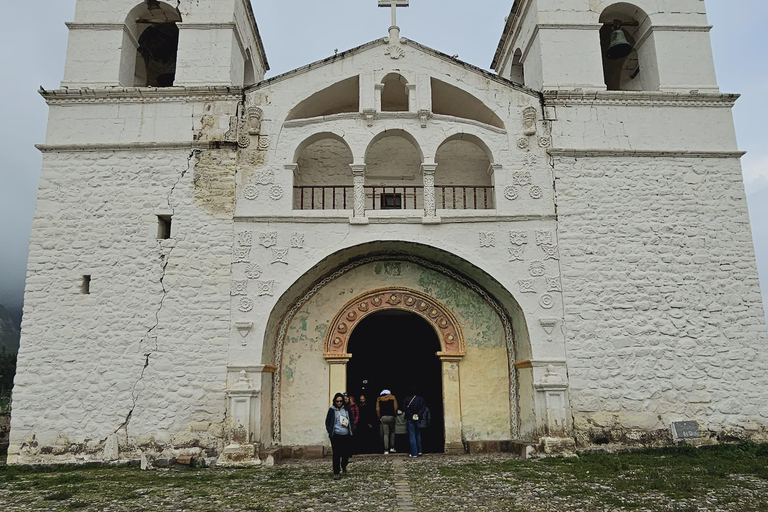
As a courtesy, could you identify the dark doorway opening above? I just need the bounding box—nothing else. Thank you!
[347,310,445,453]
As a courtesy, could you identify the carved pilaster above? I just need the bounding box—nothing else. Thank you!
[350,164,367,218]
[422,163,437,218]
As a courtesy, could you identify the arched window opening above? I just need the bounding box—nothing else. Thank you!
[293,135,354,210]
[380,73,409,112]
[431,78,505,130]
[287,76,360,121]
[435,137,494,210]
[365,133,423,210]
[599,3,659,91]
[244,49,256,87]
[123,2,182,87]
[510,49,525,85]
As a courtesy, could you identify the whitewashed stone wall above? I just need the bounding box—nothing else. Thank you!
[10,148,237,463]
[555,155,768,441]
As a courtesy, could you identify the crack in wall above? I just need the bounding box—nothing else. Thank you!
[115,150,197,439]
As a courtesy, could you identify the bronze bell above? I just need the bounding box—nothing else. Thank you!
[606,25,633,60]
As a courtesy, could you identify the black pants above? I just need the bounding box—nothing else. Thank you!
[330,434,352,474]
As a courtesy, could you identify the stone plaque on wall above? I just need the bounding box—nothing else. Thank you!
[671,421,701,441]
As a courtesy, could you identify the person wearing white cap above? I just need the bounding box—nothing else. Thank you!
[376,389,398,454]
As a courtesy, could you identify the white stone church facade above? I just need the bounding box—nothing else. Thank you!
[9,0,768,464]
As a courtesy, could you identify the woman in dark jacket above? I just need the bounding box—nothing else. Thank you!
[325,392,354,479]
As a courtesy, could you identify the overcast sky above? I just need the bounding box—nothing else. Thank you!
[0,1,766,319]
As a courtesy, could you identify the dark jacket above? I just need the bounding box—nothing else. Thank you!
[325,406,355,438]
[377,394,398,418]
[404,395,427,421]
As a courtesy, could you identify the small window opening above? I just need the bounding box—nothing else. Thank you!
[157,215,172,239]
[136,23,179,87]
[381,73,409,112]
[81,275,91,295]
[381,193,403,210]
[510,49,525,84]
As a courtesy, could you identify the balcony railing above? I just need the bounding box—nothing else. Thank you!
[293,185,494,211]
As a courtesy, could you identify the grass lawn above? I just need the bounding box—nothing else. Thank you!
[0,442,766,511]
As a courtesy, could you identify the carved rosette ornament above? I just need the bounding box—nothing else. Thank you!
[324,288,466,359]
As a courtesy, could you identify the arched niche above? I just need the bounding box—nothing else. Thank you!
[435,134,494,209]
[431,78,505,129]
[260,241,536,450]
[599,3,660,91]
[380,73,410,112]
[120,2,182,87]
[510,49,525,85]
[364,130,423,209]
[286,76,360,121]
[292,133,354,210]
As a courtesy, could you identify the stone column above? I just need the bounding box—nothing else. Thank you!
[422,163,438,219]
[327,355,352,405]
[350,164,367,220]
[534,365,570,435]
[440,355,464,454]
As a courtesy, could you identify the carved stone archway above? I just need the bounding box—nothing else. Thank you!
[323,287,467,453]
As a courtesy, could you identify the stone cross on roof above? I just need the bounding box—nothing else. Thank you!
[379,0,409,29]
[379,0,409,53]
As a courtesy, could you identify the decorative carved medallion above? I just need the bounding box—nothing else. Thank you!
[508,247,525,262]
[541,244,560,261]
[269,185,284,201]
[271,248,289,265]
[529,260,546,277]
[290,232,305,249]
[245,263,263,280]
[504,186,519,201]
[513,171,532,187]
[539,318,559,342]
[256,280,275,297]
[324,288,465,358]
[237,231,253,247]
[546,276,562,292]
[509,230,528,246]
[247,107,263,136]
[517,138,529,150]
[231,280,248,296]
[385,45,406,59]
[238,297,254,312]
[519,279,536,293]
[522,107,537,137]
[258,136,270,151]
[255,170,275,185]
[243,185,259,200]
[538,136,551,148]
[233,247,250,263]
[479,232,496,248]
[535,230,553,247]
[539,294,555,309]
[259,231,278,248]
[529,185,544,200]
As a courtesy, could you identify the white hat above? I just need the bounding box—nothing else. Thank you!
[380,389,391,396]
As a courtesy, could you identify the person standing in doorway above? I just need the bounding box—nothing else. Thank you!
[325,392,354,479]
[404,392,427,458]
[356,394,377,453]
[376,389,398,454]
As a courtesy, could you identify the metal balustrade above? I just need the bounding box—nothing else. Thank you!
[293,185,494,210]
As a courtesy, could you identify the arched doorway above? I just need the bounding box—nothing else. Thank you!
[346,310,445,453]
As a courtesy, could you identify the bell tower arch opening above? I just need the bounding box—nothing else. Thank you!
[346,310,445,453]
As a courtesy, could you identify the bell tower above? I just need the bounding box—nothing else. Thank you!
[61,0,268,89]
[492,0,719,93]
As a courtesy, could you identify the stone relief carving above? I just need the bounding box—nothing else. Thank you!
[258,136,270,151]
[238,297,254,313]
[529,260,546,277]
[269,185,284,201]
[541,244,560,261]
[233,247,251,263]
[522,107,537,137]
[503,186,519,201]
[231,280,248,296]
[223,115,239,144]
[353,174,366,217]
[362,108,377,127]
[237,231,253,247]
[235,322,253,344]
[243,185,259,201]
[538,136,551,148]
[508,247,525,262]
[255,170,275,185]
[247,107,263,136]
[385,45,406,59]
[529,185,544,200]
[290,233,305,249]
[519,279,536,293]
[509,230,528,246]
[516,138,530,151]
[257,280,275,297]
[546,276,562,292]
[535,230,554,247]
[259,231,278,248]
[245,263,263,280]
[479,232,496,248]
[513,172,532,187]
[523,153,538,166]
[539,294,555,309]
[271,248,289,265]
[423,172,436,216]
[418,109,431,128]
[539,319,559,343]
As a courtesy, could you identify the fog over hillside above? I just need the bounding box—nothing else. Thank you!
[0,305,20,355]
[747,187,768,323]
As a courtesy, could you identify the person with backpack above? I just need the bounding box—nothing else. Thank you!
[376,389,398,454]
